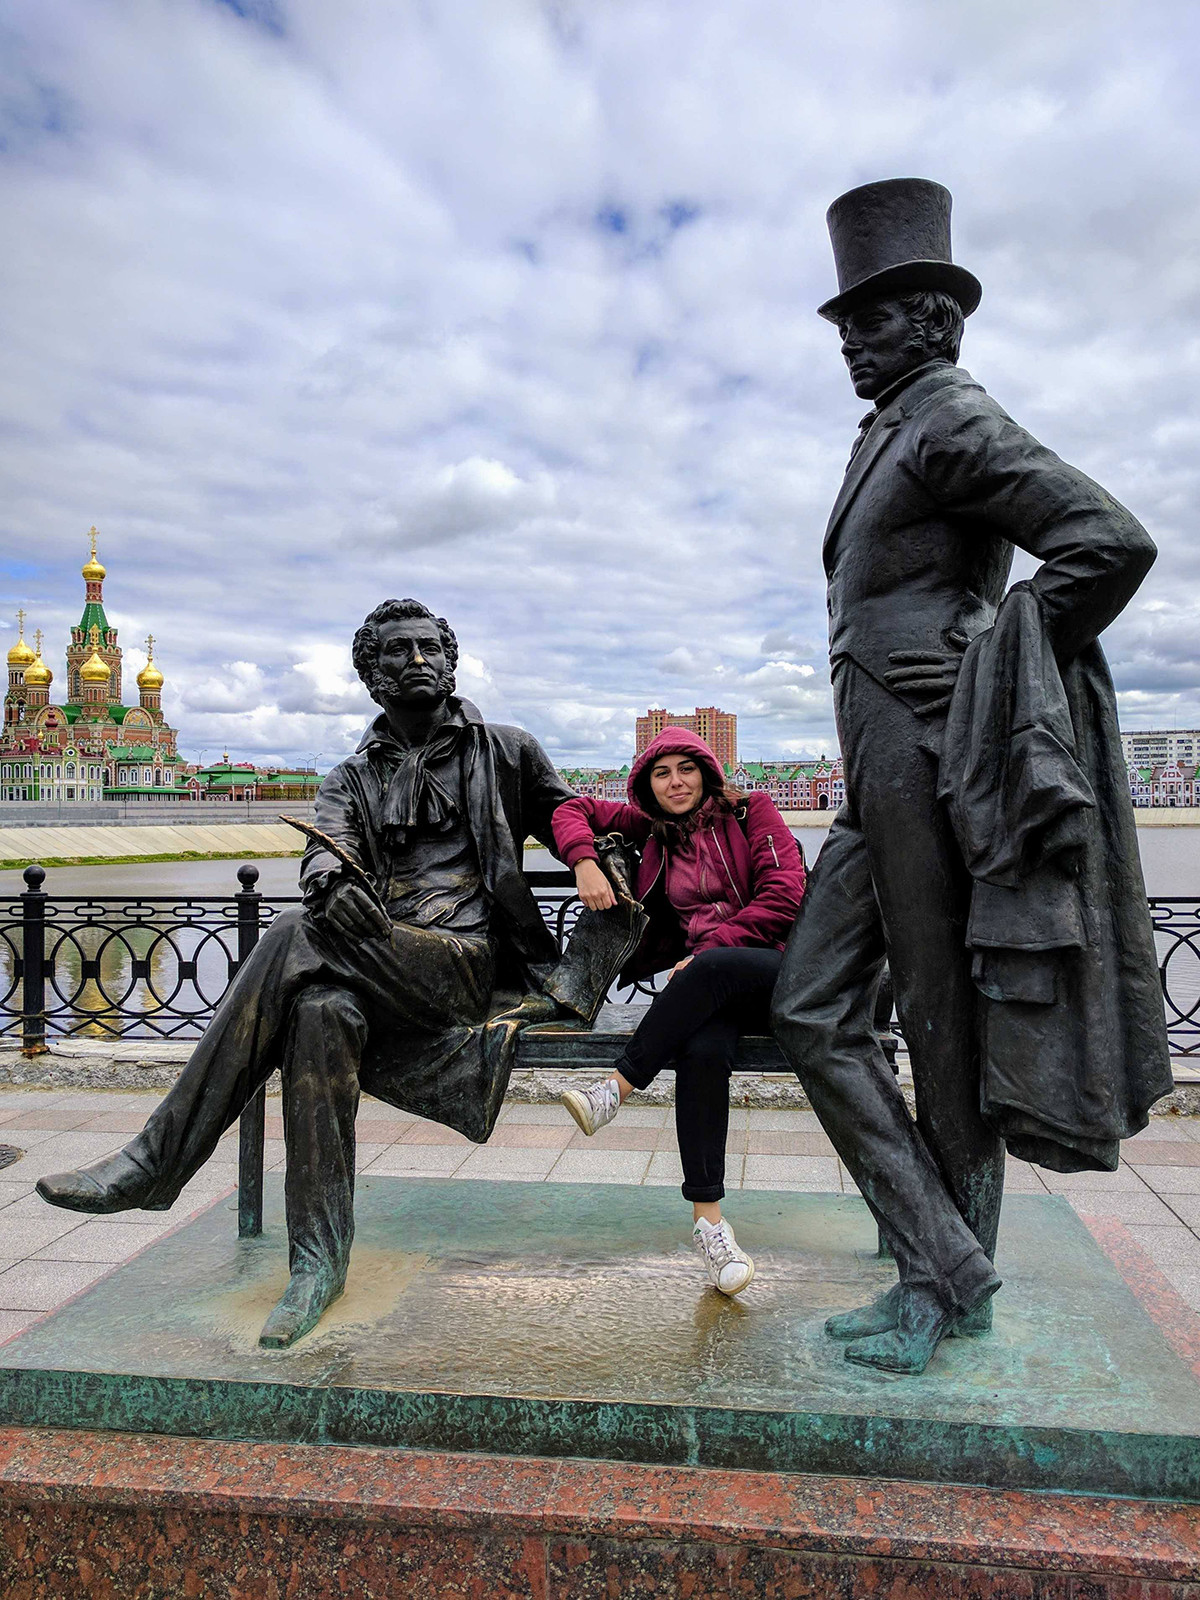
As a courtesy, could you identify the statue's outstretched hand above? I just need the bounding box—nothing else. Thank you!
[883,630,969,717]
[322,879,391,941]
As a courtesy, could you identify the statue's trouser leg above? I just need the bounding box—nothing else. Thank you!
[771,668,1004,1310]
[840,664,1005,1264]
[280,984,368,1284]
[125,908,491,1206]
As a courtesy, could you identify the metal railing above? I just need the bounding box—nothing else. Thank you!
[3,864,1198,1056]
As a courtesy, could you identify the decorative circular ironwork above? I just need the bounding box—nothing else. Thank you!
[2,878,1195,1053]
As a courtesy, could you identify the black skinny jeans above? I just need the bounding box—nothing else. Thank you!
[616,947,783,1203]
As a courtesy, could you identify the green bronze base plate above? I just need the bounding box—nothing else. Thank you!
[1,1179,1198,1501]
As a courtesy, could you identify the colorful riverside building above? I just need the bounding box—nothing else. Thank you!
[178,756,320,802]
[730,758,845,812]
[553,756,845,812]
[1127,760,1200,808]
[1,530,182,802]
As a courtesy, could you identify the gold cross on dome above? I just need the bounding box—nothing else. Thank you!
[145,633,155,661]
[89,527,99,559]
[15,608,25,638]
[89,624,100,647]
[34,629,43,654]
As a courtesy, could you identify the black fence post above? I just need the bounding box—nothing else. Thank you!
[20,864,48,1058]
[235,864,266,1238]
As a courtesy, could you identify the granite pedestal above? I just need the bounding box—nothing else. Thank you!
[0,1178,1197,1595]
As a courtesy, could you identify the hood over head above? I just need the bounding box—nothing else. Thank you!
[628,728,726,816]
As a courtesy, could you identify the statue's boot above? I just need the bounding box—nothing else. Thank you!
[843,1267,1002,1377]
[951,1298,993,1337]
[259,1269,345,1349]
[36,1148,167,1215]
[826,1281,995,1341]
[825,1283,901,1340]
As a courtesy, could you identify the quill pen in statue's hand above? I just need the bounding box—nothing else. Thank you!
[278,816,388,915]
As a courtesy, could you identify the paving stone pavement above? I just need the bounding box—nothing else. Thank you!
[0,1087,1196,1338]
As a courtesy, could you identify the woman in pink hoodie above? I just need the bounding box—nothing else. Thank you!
[552,728,806,1295]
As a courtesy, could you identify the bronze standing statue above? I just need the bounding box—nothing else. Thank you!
[37,599,582,1348]
[771,178,1172,1375]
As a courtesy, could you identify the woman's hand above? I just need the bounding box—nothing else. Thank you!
[575,859,617,911]
[668,955,694,980]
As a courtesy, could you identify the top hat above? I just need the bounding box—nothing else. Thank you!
[817,177,981,322]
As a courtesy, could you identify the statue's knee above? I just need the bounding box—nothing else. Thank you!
[293,984,366,1038]
[770,989,827,1071]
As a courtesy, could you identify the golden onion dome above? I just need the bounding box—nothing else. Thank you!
[137,634,163,691]
[82,527,106,583]
[7,635,34,668]
[24,653,52,687]
[80,649,111,684]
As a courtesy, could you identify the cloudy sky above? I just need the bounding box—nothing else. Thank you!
[2,0,1199,770]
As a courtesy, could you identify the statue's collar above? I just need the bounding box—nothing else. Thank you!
[868,357,954,416]
[356,696,483,756]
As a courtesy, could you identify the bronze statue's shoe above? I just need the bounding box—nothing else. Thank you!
[950,1298,994,1338]
[258,1270,344,1349]
[824,1283,901,1340]
[36,1149,163,1214]
[844,1271,1001,1376]
[827,1283,996,1342]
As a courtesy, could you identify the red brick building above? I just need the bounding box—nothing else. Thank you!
[635,706,737,768]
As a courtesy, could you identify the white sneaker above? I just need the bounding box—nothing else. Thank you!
[561,1077,621,1137]
[693,1217,755,1296]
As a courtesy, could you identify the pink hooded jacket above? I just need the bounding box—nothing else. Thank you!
[552,728,807,980]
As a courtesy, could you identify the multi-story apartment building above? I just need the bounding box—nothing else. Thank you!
[1121,729,1200,767]
[635,706,737,768]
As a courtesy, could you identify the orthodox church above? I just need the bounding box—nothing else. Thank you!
[1,530,182,802]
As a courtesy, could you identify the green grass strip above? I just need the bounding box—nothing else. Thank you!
[0,851,304,869]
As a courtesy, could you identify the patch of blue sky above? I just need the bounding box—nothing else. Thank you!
[211,0,285,37]
[0,78,74,151]
[0,560,49,584]
[661,201,701,231]
[595,205,628,235]
[634,342,666,377]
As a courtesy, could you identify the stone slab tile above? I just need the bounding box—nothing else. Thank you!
[545,1150,653,1185]
[1135,1166,1200,1195]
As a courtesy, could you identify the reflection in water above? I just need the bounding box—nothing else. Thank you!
[2,873,266,1041]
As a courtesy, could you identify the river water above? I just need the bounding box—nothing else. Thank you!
[2,823,1197,900]
[2,826,1197,1043]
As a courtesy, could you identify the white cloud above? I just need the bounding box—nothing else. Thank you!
[3,0,1200,773]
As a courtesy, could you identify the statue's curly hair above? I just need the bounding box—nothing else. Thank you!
[352,599,458,705]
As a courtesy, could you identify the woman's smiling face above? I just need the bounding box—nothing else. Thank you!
[649,753,705,815]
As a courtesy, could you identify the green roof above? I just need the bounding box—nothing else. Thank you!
[62,702,130,723]
[77,602,110,638]
[104,785,184,795]
[111,745,158,760]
